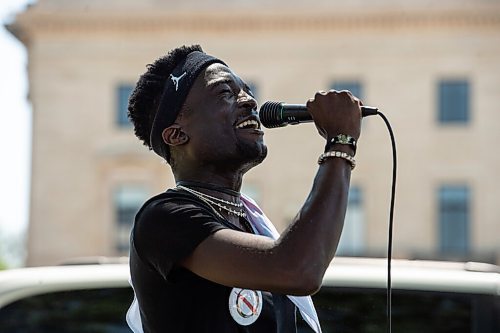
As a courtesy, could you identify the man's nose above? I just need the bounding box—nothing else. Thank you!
[237,90,257,110]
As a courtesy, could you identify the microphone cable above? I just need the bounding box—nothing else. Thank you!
[259,102,398,332]
[374,111,397,333]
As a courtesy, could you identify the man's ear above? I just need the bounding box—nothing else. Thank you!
[162,125,189,147]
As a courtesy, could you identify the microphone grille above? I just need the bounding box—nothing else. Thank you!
[259,101,284,128]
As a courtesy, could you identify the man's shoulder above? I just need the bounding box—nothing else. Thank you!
[145,188,192,204]
[138,188,217,219]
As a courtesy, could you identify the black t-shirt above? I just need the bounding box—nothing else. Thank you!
[130,189,298,332]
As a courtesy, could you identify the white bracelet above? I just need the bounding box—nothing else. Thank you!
[318,150,356,170]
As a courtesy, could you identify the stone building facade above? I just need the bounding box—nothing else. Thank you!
[8,0,500,266]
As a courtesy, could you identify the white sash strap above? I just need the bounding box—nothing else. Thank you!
[241,194,322,333]
[126,291,143,333]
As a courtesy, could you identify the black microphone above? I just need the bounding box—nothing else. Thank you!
[259,101,379,128]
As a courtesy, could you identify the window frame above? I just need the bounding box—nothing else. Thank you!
[437,184,471,256]
[437,79,470,124]
[116,84,134,128]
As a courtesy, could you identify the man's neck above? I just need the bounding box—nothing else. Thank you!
[174,168,244,192]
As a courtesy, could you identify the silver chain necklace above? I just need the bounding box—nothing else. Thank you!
[177,185,247,218]
[176,185,243,208]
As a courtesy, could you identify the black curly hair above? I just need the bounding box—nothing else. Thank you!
[127,44,203,164]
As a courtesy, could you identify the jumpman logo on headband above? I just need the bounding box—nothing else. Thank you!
[170,72,187,91]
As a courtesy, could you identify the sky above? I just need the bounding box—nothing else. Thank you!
[0,0,33,266]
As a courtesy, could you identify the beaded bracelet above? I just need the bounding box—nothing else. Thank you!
[325,134,357,154]
[318,150,356,170]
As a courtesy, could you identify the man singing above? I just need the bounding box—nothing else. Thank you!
[126,45,362,333]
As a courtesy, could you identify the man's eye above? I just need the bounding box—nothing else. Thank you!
[220,89,234,97]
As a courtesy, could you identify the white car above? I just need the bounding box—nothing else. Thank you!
[0,257,498,332]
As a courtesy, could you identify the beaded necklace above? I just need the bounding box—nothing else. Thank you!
[176,180,241,197]
[176,185,247,218]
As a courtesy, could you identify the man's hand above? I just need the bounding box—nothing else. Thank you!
[306,90,362,141]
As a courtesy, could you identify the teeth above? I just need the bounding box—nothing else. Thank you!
[236,120,260,129]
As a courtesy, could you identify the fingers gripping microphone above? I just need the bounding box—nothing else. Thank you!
[259,101,379,128]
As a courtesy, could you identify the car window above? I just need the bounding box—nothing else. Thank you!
[1,284,498,332]
[0,287,134,333]
[297,286,500,333]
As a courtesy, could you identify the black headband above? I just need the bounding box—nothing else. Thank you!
[150,50,226,160]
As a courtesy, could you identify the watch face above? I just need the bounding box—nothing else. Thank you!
[228,288,263,326]
[337,134,350,144]
[338,134,349,142]
[334,134,356,147]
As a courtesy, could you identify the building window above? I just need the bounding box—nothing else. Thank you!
[116,84,134,127]
[337,186,365,256]
[438,185,470,256]
[438,80,469,124]
[331,80,363,99]
[114,185,148,253]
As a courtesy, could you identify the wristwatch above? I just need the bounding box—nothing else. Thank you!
[325,134,357,154]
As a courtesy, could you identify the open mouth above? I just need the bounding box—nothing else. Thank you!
[235,119,261,130]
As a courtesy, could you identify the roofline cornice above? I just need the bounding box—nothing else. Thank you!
[8,9,500,44]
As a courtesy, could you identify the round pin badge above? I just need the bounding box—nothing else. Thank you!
[228,288,263,326]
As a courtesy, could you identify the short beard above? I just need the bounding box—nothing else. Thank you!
[235,139,268,171]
